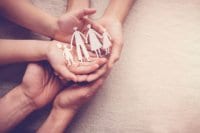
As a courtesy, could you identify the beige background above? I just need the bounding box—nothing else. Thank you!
[1,0,200,132]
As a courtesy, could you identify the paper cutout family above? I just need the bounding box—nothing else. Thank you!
[57,24,112,65]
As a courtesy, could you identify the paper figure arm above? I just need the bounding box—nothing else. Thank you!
[80,32,87,42]
[94,30,102,39]
[107,32,112,40]
[70,33,75,50]
[85,32,89,44]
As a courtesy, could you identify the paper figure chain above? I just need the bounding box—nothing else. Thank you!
[57,25,112,65]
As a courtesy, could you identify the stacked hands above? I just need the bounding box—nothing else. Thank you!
[19,9,115,132]
[0,0,133,130]
[24,8,111,113]
[47,8,110,83]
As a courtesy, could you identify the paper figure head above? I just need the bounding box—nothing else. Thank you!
[87,24,91,29]
[73,27,78,31]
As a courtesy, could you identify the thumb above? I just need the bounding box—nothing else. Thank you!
[58,66,77,82]
[75,8,96,19]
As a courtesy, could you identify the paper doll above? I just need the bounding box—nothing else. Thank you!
[70,27,90,62]
[102,29,112,55]
[63,45,74,65]
[56,43,74,65]
[86,24,102,58]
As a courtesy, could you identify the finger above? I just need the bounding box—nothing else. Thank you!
[81,77,105,97]
[75,8,96,19]
[89,51,96,57]
[54,71,59,76]
[57,66,77,82]
[108,41,123,69]
[76,75,88,82]
[82,57,107,66]
[75,78,105,101]
[69,63,99,75]
[83,17,105,34]
[87,64,108,82]
[69,58,107,75]
[90,77,105,92]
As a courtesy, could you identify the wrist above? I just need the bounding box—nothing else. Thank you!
[45,41,56,61]
[19,84,38,111]
[0,84,36,131]
[66,0,90,12]
[52,18,67,43]
[101,15,122,25]
[38,107,76,133]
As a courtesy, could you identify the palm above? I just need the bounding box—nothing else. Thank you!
[54,79,103,111]
[57,8,96,43]
[96,18,123,67]
[58,14,85,42]
[21,62,61,108]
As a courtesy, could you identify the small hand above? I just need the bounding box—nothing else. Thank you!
[54,8,96,42]
[47,41,107,82]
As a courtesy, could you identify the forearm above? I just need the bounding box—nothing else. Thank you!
[66,0,90,12]
[0,39,49,65]
[37,108,76,133]
[103,0,135,23]
[0,85,36,132]
[0,0,58,38]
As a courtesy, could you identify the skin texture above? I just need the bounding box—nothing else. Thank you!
[0,39,107,82]
[0,0,97,43]
[0,62,104,132]
[0,0,134,132]
[0,62,60,132]
[38,77,104,133]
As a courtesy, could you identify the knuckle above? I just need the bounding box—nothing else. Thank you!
[79,89,92,100]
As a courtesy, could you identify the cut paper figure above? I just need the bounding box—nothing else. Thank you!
[102,29,112,55]
[86,24,102,58]
[70,27,90,62]
[63,45,74,65]
[56,43,74,66]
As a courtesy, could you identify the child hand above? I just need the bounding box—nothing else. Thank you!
[47,41,107,83]
[54,8,96,42]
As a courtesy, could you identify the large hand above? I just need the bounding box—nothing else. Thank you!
[96,17,123,68]
[21,62,61,108]
[54,78,104,111]
[37,77,104,133]
[77,17,123,82]
[54,8,96,42]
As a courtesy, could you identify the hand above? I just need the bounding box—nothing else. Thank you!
[54,8,96,42]
[78,17,123,83]
[37,77,105,133]
[96,17,123,69]
[47,41,107,82]
[21,62,61,109]
[53,78,104,111]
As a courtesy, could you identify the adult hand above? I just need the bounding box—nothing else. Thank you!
[96,17,123,69]
[21,62,62,109]
[53,78,104,111]
[37,78,104,133]
[78,16,123,83]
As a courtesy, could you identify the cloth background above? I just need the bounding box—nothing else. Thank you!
[1,0,200,132]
